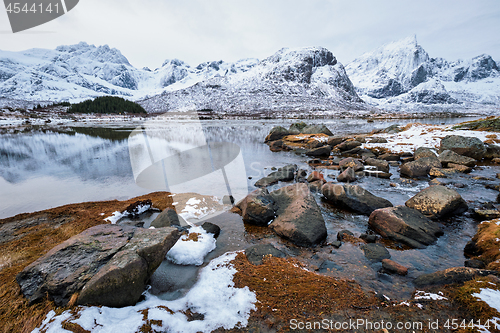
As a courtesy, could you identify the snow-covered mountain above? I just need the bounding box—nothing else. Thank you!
[0,42,258,103]
[138,47,366,115]
[345,36,500,110]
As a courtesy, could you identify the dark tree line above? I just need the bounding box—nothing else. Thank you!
[68,96,146,114]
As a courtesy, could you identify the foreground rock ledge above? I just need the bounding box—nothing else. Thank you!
[16,224,179,307]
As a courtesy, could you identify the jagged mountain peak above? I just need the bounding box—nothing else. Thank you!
[55,42,131,66]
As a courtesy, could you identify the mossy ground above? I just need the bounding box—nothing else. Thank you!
[453,116,500,132]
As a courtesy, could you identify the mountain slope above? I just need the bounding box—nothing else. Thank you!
[346,36,500,110]
[138,47,366,116]
[0,42,258,103]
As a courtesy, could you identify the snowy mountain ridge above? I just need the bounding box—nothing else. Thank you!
[345,36,500,109]
[0,42,259,103]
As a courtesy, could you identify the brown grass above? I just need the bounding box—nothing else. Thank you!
[0,192,174,333]
[471,219,500,271]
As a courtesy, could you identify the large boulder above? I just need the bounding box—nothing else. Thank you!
[339,157,364,171]
[363,157,389,173]
[301,124,334,136]
[265,126,290,142]
[16,225,179,307]
[151,208,185,228]
[414,147,437,160]
[438,150,476,167]
[269,183,327,246]
[440,135,486,160]
[400,157,441,178]
[305,145,332,157]
[405,185,468,219]
[368,206,443,249]
[336,140,362,151]
[235,188,275,226]
[322,183,393,215]
[254,164,297,187]
[414,267,499,286]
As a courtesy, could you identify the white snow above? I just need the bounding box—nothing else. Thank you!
[166,226,217,266]
[363,123,493,154]
[414,290,447,301]
[178,197,218,221]
[473,288,500,312]
[104,211,123,224]
[32,252,257,333]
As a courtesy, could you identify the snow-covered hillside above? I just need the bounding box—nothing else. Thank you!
[0,42,258,103]
[138,47,367,115]
[346,36,500,111]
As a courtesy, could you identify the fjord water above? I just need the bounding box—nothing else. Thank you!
[1,116,493,299]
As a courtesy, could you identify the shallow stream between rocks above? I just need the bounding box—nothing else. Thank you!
[1,116,499,302]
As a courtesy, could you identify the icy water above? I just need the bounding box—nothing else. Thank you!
[1,116,498,300]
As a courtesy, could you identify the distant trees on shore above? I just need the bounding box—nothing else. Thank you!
[68,96,146,114]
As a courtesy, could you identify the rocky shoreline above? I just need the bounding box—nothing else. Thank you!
[2,117,500,332]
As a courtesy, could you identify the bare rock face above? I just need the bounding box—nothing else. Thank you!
[322,183,393,215]
[16,224,179,307]
[235,188,275,226]
[405,185,468,219]
[269,183,327,246]
[368,206,443,249]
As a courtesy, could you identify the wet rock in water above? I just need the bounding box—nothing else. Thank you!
[235,188,275,226]
[329,241,342,248]
[254,164,297,187]
[265,126,290,142]
[327,136,344,147]
[382,259,409,276]
[379,153,401,161]
[438,150,477,167]
[201,222,221,239]
[269,183,327,246]
[337,229,354,241]
[414,147,437,160]
[448,163,472,173]
[341,147,362,156]
[400,156,441,178]
[307,171,325,182]
[125,199,153,217]
[358,149,377,159]
[245,244,286,265]
[382,124,403,134]
[361,243,390,261]
[339,157,364,171]
[413,267,499,286]
[368,137,388,144]
[474,209,500,220]
[268,139,285,152]
[405,185,468,219]
[464,259,486,269]
[440,135,487,160]
[360,234,378,243]
[363,170,392,179]
[368,206,443,249]
[337,167,357,182]
[318,260,344,272]
[308,180,325,192]
[151,208,182,228]
[363,157,389,173]
[295,168,308,182]
[305,145,332,157]
[336,140,362,151]
[428,167,457,178]
[322,183,393,215]
[355,136,366,143]
[485,144,500,159]
[16,225,179,307]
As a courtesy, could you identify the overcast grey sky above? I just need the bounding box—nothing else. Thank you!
[1,0,499,69]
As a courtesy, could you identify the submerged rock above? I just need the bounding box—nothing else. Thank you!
[368,206,443,249]
[361,243,390,261]
[16,225,179,307]
[405,185,468,219]
[235,188,275,226]
[269,183,327,246]
[382,259,409,276]
[322,183,393,215]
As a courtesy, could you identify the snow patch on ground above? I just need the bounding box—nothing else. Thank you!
[104,211,123,224]
[363,123,493,153]
[414,290,447,300]
[178,196,218,221]
[166,226,216,266]
[473,288,500,312]
[32,252,257,333]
